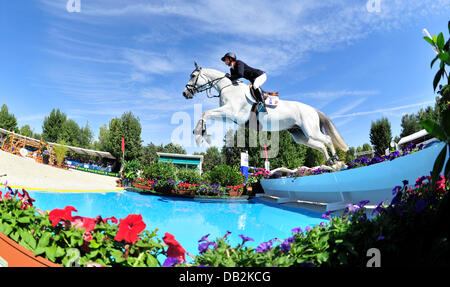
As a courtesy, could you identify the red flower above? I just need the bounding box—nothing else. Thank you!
[71,216,97,232]
[83,231,93,242]
[103,216,118,225]
[114,214,146,244]
[48,206,78,227]
[163,232,186,263]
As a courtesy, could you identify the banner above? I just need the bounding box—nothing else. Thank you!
[240,152,249,181]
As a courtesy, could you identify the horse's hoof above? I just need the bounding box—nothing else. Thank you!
[205,134,212,144]
[195,135,203,146]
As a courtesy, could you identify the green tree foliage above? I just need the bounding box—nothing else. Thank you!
[59,119,81,146]
[0,104,18,132]
[345,147,356,164]
[400,113,421,138]
[107,111,142,163]
[93,124,110,151]
[140,143,164,166]
[203,146,222,172]
[42,109,67,142]
[79,121,93,148]
[304,147,325,167]
[221,126,309,169]
[370,117,392,156]
[162,143,186,154]
[19,125,33,138]
[54,140,69,166]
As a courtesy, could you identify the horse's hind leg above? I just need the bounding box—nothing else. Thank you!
[297,118,337,160]
[289,127,331,164]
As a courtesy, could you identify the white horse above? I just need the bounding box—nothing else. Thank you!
[182,62,349,166]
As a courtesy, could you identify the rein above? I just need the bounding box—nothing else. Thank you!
[185,69,231,98]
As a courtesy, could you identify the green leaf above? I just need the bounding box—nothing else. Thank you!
[431,55,439,68]
[89,239,101,249]
[438,52,450,63]
[434,69,444,91]
[145,254,158,267]
[424,36,435,47]
[445,147,450,179]
[432,145,447,184]
[437,33,445,50]
[17,217,31,224]
[33,247,46,257]
[420,119,447,140]
[45,245,57,262]
[20,230,37,250]
[0,223,13,236]
[38,233,52,248]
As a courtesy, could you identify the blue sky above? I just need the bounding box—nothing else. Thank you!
[1,0,449,155]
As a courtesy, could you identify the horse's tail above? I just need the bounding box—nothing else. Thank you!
[316,109,349,152]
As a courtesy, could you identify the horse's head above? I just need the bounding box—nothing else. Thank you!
[183,61,209,99]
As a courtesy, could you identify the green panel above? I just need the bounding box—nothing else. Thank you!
[158,157,200,165]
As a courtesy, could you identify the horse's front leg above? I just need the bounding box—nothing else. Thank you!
[193,106,237,146]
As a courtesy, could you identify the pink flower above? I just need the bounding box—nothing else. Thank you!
[71,216,97,233]
[83,231,93,242]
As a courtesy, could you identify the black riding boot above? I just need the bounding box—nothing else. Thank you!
[253,87,266,112]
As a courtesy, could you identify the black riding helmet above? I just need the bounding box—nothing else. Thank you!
[221,52,236,62]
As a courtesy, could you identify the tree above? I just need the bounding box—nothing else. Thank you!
[107,111,142,164]
[42,109,67,142]
[304,147,325,167]
[163,143,186,154]
[79,121,93,148]
[93,124,110,151]
[370,117,392,156]
[400,113,421,138]
[140,142,164,167]
[0,104,18,132]
[59,119,81,146]
[345,147,356,164]
[19,125,33,138]
[203,146,222,172]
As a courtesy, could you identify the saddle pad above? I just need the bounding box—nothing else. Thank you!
[245,91,279,107]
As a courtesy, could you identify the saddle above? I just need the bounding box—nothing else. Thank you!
[243,87,280,131]
[248,86,279,107]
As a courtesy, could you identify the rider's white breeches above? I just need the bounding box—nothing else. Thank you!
[253,73,267,89]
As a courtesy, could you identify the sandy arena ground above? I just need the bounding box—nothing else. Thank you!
[0,150,119,191]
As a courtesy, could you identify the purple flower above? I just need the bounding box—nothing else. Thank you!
[321,210,333,219]
[376,235,385,242]
[281,236,295,253]
[357,200,370,208]
[414,200,426,213]
[392,186,402,195]
[198,234,210,243]
[198,265,211,267]
[223,231,231,239]
[163,257,179,267]
[198,242,217,253]
[345,204,360,214]
[256,240,274,253]
[390,191,402,206]
[372,201,385,216]
[238,234,254,244]
[291,227,303,234]
[305,226,312,232]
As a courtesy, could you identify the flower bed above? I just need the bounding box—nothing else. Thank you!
[169,174,449,267]
[0,186,177,267]
[131,178,246,198]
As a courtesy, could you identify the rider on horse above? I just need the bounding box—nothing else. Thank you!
[221,52,267,112]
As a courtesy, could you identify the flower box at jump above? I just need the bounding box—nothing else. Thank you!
[259,141,449,211]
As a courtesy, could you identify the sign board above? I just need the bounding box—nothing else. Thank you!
[264,160,270,172]
[240,152,249,181]
[121,137,125,152]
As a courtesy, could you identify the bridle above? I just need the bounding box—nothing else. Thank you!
[185,67,230,98]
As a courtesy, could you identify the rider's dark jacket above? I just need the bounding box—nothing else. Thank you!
[228,60,264,83]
